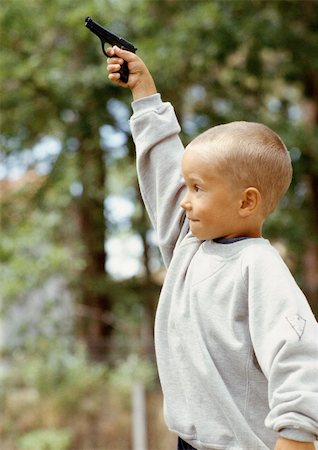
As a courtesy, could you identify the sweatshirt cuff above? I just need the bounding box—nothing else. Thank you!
[131,93,162,115]
[279,428,317,442]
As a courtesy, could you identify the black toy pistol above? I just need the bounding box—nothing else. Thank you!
[85,16,137,83]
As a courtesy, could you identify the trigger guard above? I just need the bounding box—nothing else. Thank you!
[101,41,108,57]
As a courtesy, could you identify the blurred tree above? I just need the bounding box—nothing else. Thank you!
[0,0,138,360]
[1,0,317,366]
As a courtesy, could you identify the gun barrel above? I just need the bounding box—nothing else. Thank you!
[85,17,137,53]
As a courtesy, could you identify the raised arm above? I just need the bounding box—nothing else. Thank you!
[106,47,188,267]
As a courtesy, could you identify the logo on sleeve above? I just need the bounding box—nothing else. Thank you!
[285,314,306,341]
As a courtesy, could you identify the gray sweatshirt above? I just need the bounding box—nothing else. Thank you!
[130,93,318,450]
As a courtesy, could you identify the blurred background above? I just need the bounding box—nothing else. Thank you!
[1,0,317,449]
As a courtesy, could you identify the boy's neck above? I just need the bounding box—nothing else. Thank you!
[236,221,263,239]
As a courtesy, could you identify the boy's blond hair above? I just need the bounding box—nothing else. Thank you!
[189,121,293,217]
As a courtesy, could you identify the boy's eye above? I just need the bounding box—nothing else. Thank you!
[194,185,200,192]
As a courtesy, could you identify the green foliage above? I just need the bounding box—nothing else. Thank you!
[17,428,72,450]
[1,342,157,449]
[108,353,156,394]
[1,0,317,360]
[2,341,154,407]
[1,210,73,305]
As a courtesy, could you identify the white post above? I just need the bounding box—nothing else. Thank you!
[132,380,148,450]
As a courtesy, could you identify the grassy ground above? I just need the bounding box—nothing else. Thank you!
[2,387,176,450]
[0,347,176,450]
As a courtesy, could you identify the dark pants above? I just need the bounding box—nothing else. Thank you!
[177,437,197,450]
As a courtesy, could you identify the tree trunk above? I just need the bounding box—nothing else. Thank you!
[75,131,112,361]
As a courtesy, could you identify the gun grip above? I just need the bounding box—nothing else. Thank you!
[119,60,129,83]
[102,41,130,83]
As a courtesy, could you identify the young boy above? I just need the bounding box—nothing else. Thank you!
[106,46,318,450]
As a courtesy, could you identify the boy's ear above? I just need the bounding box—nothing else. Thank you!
[239,187,261,217]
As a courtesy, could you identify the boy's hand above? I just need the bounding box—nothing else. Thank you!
[106,46,157,101]
[275,437,315,450]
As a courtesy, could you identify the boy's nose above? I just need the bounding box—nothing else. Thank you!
[180,193,191,210]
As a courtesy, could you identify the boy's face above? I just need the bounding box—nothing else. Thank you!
[180,146,243,240]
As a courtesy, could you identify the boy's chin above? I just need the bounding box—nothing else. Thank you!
[190,229,214,241]
[189,222,218,240]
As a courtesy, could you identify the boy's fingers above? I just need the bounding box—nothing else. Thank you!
[111,45,137,62]
[105,47,114,57]
[107,57,124,65]
[108,72,121,81]
[108,72,128,87]
[107,63,121,73]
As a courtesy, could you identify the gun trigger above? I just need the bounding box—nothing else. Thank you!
[101,40,108,57]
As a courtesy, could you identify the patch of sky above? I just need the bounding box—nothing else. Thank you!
[105,194,135,229]
[100,124,127,155]
[104,202,162,279]
[183,114,210,136]
[288,104,303,122]
[69,181,83,197]
[189,85,206,102]
[267,97,281,113]
[33,137,61,159]
[0,149,35,180]
[106,98,130,132]
[212,98,232,116]
[105,233,143,279]
[145,229,162,273]
[99,99,131,160]
[60,109,78,124]
[33,137,61,175]
[290,147,301,162]
[0,136,61,179]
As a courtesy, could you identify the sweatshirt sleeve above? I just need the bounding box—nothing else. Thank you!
[130,94,188,267]
[243,242,318,440]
